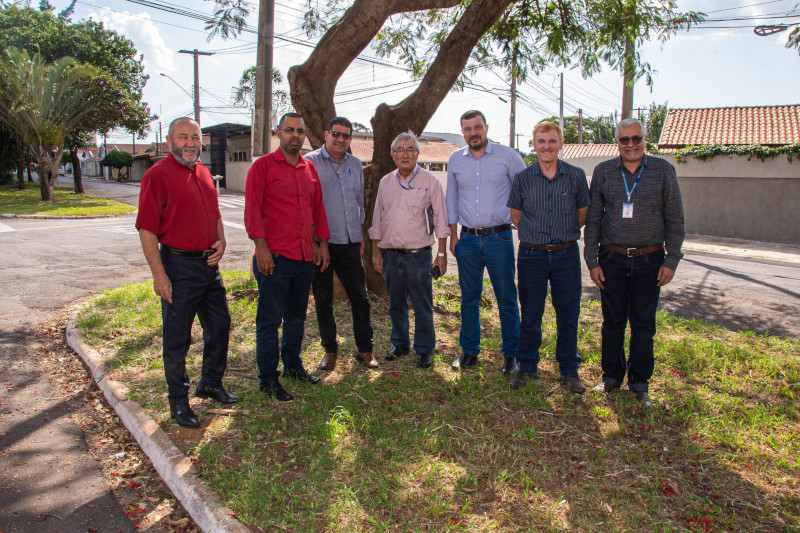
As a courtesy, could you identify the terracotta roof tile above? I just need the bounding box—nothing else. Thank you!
[561,144,619,159]
[658,105,800,147]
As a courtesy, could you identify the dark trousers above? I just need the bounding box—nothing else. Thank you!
[517,244,582,375]
[312,242,373,354]
[598,247,664,392]
[160,251,231,401]
[253,254,313,385]
[381,248,435,354]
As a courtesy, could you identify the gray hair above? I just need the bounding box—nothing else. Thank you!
[391,130,420,152]
[615,118,646,139]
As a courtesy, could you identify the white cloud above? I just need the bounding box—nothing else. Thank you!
[89,7,176,76]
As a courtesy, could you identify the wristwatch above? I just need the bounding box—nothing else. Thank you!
[437,252,447,258]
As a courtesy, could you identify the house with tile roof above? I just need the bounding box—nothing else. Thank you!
[560,105,800,244]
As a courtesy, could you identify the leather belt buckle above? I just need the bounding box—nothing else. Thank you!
[626,247,638,257]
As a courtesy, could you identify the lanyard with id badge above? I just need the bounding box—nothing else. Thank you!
[621,165,644,219]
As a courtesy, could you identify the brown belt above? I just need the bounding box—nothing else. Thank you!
[601,243,664,257]
[521,241,577,252]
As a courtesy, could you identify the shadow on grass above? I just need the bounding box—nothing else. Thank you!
[87,273,800,531]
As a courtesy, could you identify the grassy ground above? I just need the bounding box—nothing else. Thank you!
[77,271,800,532]
[0,182,135,216]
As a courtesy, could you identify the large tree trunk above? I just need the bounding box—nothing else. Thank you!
[70,144,84,194]
[16,137,25,191]
[289,0,513,293]
[33,149,60,202]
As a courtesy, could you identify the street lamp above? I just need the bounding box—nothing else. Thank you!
[160,73,196,111]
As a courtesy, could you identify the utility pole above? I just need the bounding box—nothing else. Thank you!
[578,108,583,144]
[621,37,634,119]
[178,49,214,124]
[509,75,517,149]
[559,73,564,133]
[253,0,275,157]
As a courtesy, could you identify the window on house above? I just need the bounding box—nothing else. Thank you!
[429,163,444,171]
[231,151,248,162]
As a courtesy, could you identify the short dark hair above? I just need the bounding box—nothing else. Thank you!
[328,116,353,134]
[460,110,487,127]
[278,112,303,128]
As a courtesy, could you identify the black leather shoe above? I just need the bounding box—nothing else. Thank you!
[169,401,200,428]
[509,371,538,390]
[451,353,477,370]
[593,382,620,394]
[259,378,293,401]
[195,383,240,404]
[635,390,653,407]
[417,353,433,368]
[501,356,519,376]
[385,346,410,361]
[283,367,321,384]
[558,374,587,394]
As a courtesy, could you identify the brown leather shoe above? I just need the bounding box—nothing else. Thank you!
[356,351,379,368]
[318,353,337,371]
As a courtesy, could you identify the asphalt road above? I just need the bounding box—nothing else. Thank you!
[0,179,254,532]
[1,177,797,531]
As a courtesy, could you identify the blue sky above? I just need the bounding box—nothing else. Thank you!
[46,0,800,147]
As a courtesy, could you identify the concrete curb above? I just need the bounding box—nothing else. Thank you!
[66,308,249,533]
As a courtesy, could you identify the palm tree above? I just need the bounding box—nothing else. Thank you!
[0,47,97,200]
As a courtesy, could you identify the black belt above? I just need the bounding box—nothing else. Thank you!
[386,247,430,255]
[160,244,215,259]
[521,241,577,252]
[601,243,664,257]
[461,223,511,236]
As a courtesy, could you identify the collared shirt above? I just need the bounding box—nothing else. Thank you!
[305,145,364,245]
[368,165,451,250]
[507,159,590,245]
[135,153,220,251]
[446,141,527,228]
[244,149,331,261]
[584,155,685,270]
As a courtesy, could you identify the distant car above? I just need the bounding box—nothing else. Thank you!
[58,166,66,176]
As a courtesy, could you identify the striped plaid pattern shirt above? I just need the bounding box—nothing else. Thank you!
[507,159,590,245]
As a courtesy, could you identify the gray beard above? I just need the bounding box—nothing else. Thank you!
[172,147,199,168]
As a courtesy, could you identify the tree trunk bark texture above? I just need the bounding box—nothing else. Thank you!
[290,0,513,294]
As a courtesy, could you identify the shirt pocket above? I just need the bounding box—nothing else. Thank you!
[405,189,430,216]
[487,163,511,184]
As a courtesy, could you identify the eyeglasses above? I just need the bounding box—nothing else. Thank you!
[617,135,644,145]
[393,148,418,155]
[328,130,351,140]
[281,127,306,135]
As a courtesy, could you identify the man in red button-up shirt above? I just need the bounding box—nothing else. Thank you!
[137,117,238,428]
[245,112,331,401]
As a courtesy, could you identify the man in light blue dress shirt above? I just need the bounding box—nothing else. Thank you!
[446,110,527,375]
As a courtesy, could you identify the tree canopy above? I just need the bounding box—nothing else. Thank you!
[207,0,702,291]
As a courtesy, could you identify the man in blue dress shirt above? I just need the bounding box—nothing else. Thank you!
[447,110,527,375]
[507,121,590,393]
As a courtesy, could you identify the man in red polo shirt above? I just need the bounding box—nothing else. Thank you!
[136,117,238,428]
[245,112,331,401]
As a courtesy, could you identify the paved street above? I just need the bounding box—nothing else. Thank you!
[1,177,798,530]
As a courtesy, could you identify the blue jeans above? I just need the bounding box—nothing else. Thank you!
[517,244,582,375]
[253,255,313,384]
[453,229,519,358]
[160,251,231,400]
[598,247,664,392]
[381,249,435,354]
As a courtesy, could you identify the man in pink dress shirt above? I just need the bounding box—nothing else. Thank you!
[369,131,451,368]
